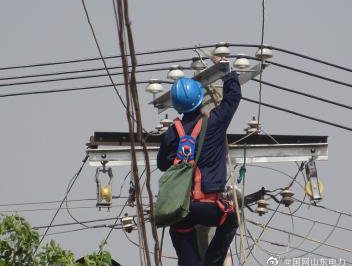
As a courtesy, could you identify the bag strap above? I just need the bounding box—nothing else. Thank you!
[195,114,208,164]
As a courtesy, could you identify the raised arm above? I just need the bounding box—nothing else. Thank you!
[209,71,242,128]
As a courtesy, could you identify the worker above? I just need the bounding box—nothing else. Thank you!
[157,69,242,266]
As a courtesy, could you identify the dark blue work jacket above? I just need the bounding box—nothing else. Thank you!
[157,71,242,193]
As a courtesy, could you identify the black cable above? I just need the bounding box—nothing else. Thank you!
[252,78,352,110]
[36,155,88,250]
[1,79,350,134]
[267,207,352,232]
[269,46,352,73]
[0,204,126,213]
[0,80,169,98]
[34,216,128,230]
[0,43,235,71]
[43,224,123,237]
[0,67,173,87]
[242,96,352,132]
[257,0,266,125]
[293,198,352,218]
[266,60,352,88]
[0,195,136,208]
[246,165,305,190]
[0,63,191,85]
[2,43,350,74]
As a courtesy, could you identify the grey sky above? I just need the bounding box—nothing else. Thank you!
[0,1,351,265]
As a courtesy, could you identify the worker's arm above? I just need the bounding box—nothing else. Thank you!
[209,71,242,127]
[157,130,176,171]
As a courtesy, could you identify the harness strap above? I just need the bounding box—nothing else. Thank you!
[173,118,185,137]
[191,118,203,139]
[173,117,203,165]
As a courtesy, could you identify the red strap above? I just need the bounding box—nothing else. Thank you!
[173,118,185,137]
[191,118,203,139]
[171,227,194,233]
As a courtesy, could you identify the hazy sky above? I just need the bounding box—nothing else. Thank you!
[0,1,351,265]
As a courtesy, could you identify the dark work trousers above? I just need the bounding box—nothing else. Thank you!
[170,201,238,266]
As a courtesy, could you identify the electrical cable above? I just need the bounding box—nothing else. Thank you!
[268,46,352,73]
[33,216,133,230]
[43,223,123,237]
[1,43,350,74]
[0,80,169,98]
[245,165,305,191]
[247,218,352,253]
[267,207,352,232]
[252,79,352,111]
[253,237,352,265]
[257,0,266,125]
[0,66,187,87]
[36,155,88,251]
[0,204,127,213]
[293,198,352,218]
[0,195,142,208]
[266,60,352,88]
[242,96,352,132]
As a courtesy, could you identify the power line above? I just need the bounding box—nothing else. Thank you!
[0,80,168,98]
[0,58,192,81]
[257,0,266,125]
[247,219,352,253]
[293,198,352,218]
[1,43,350,74]
[266,60,352,88]
[0,195,136,208]
[34,216,126,230]
[0,68,167,87]
[0,80,350,133]
[267,207,352,233]
[0,204,127,213]
[252,78,352,110]
[0,45,215,71]
[242,96,352,132]
[36,155,88,250]
[269,46,352,73]
[42,224,122,237]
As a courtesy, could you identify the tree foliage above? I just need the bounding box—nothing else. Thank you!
[0,214,115,266]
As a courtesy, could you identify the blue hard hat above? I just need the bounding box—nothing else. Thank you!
[170,78,204,114]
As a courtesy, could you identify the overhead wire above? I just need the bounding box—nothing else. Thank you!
[266,59,352,88]
[0,66,187,87]
[0,195,142,208]
[252,78,352,110]
[0,80,170,98]
[270,206,352,233]
[0,204,127,213]
[293,198,352,218]
[247,218,352,253]
[242,96,352,132]
[1,43,350,74]
[36,155,88,251]
[257,0,266,125]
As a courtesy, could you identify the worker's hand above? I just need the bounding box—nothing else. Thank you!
[211,55,229,64]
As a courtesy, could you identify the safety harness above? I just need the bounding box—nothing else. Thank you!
[171,117,234,233]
